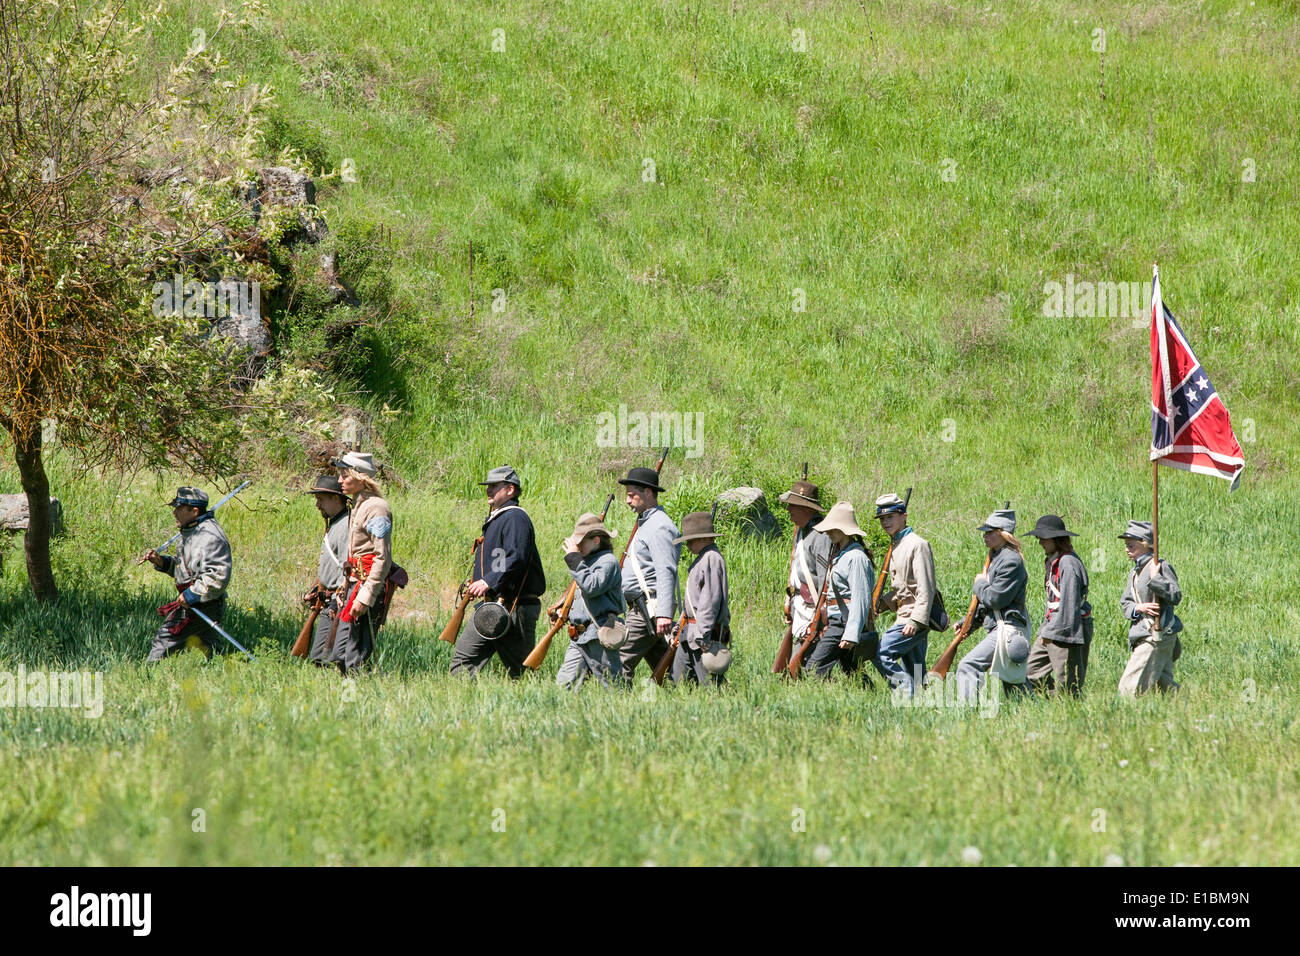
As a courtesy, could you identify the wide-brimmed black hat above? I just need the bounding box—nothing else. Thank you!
[304,474,348,498]
[1023,514,1079,539]
[617,467,665,493]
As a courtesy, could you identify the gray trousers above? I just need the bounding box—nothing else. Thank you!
[956,627,1032,701]
[804,621,878,684]
[619,605,671,681]
[556,627,626,690]
[1025,619,1093,696]
[308,600,339,664]
[671,641,723,687]
[330,603,377,674]
[450,601,541,679]
[148,597,225,661]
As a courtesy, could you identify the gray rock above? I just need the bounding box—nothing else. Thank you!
[209,277,270,354]
[714,487,779,539]
[256,166,328,243]
[0,494,64,536]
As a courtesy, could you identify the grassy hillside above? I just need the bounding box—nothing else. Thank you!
[1,0,1298,865]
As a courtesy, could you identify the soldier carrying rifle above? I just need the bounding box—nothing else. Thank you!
[616,465,681,681]
[805,501,876,682]
[300,474,351,665]
[871,492,936,696]
[141,486,233,661]
[777,478,831,664]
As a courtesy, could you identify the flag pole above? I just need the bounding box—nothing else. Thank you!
[1152,460,1159,565]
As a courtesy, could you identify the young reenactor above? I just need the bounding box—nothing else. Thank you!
[955,510,1032,700]
[555,512,627,690]
[1116,520,1183,696]
[450,465,546,679]
[671,511,731,687]
[300,474,351,665]
[872,492,936,696]
[778,479,831,657]
[807,501,876,682]
[1023,514,1092,696]
[142,487,233,661]
[329,452,393,674]
[616,466,681,681]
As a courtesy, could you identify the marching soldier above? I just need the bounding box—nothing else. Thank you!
[1023,514,1092,696]
[450,465,546,679]
[1116,520,1183,696]
[872,492,936,696]
[671,511,731,687]
[955,510,1032,700]
[330,452,393,675]
[142,487,233,661]
[617,466,681,681]
[555,512,626,690]
[807,501,876,682]
[778,479,831,658]
[302,474,351,665]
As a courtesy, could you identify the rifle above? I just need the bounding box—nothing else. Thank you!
[772,464,809,674]
[291,588,326,658]
[652,501,717,685]
[438,534,484,645]
[869,486,912,625]
[523,494,616,671]
[930,500,1008,679]
[787,543,841,679]
[137,479,251,564]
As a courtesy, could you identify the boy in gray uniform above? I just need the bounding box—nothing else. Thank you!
[671,511,731,687]
[955,509,1032,701]
[617,466,681,681]
[556,513,627,690]
[808,501,876,682]
[142,487,233,660]
[302,474,350,664]
[1116,520,1183,696]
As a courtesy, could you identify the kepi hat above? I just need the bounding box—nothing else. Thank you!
[977,509,1017,533]
[332,451,378,477]
[478,465,522,489]
[167,486,209,509]
[874,493,907,518]
[1118,520,1154,544]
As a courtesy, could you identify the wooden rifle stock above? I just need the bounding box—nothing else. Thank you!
[439,588,472,645]
[652,610,688,685]
[787,544,840,679]
[930,550,992,678]
[291,590,325,658]
[771,620,794,674]
[524,493,617,671]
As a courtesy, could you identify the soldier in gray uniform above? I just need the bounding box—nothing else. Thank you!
[778,479,832,653]
[1116,520,1183,696]
[555,512,627,690]
[142,487,233,661]
[807,501,877,682]
[302,474,350,665]
[671,511,731,687]
[1023,514,1092,696]
[955,509,1032,700]
[616,466,681,681]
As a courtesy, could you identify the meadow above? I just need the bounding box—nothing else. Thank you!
[1,0,1298,865]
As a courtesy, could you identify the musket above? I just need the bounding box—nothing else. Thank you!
[787,543,841,679]
[189,604,256,662]
[652,501,717,685]
[438,534,484,645]
[523,493,616,671]
[137,480,251,564]
[930,500,1009,679]
[772,464,814,674]
[291,588,326,659]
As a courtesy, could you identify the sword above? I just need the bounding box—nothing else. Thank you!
[189,604,257,662]
[139,480,251,563]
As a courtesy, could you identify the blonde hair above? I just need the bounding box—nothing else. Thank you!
[344,469,382,498]
[996,530,1023,553]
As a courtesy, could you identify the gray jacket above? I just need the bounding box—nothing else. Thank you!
[1121,553,1183,645]
[1037,550,1091,645]
[682,545,729,650]
[973,545,1028,630]
[824,542,875,644]
[317,511,350,590]
[622,506,682,620]
[565,546,624,644]
[156,513,232,603]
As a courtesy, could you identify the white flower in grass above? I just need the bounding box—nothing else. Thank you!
[961,846,983,865]
[1105,853,1125,867]
[1118,759,1129,768]
[813,844,832,864]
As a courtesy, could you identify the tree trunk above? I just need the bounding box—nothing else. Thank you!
[14,427,58,602]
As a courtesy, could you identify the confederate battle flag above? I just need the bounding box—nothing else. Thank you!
[1149,264,1245,490]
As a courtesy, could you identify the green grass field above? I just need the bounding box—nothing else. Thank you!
[2,0,1299,865]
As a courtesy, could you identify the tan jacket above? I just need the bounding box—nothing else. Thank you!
[887,529,936,628]
[349,491,393,609]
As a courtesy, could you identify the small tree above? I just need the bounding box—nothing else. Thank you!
[0,0,285,601]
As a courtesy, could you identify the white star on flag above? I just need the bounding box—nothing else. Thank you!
[1186,387,1198,403]
[1195,375,1209,391]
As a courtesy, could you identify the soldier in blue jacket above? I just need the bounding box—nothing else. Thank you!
[450,465,546,679]
[555,512,627,690]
